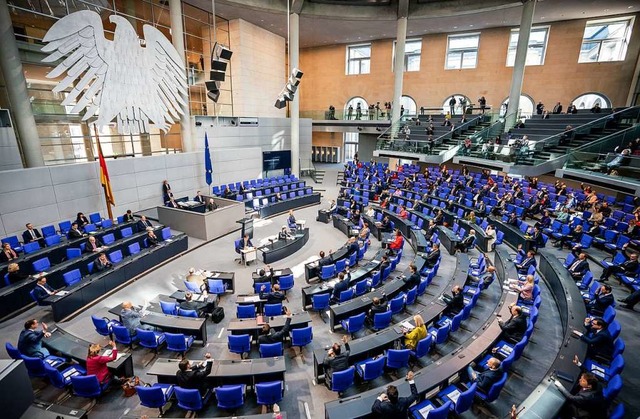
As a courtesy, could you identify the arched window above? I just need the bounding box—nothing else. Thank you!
[571,92,611,110]
[399,95,417,117]
[501,94,535,118]
[441,94,471,115]
[344,97,369,120]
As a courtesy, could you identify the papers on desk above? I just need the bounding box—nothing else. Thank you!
[211,272,220,278]
[589,364,606,379]
[57,290,69,296]
[36,271,48,278]
[572,330,584,337]
[446,389,461,404]
[244,295,262,303]
[400,321,415,331]
[261,247,270,252]
[196,293,208,302]
[274,271,282,276]
[418,404,435,417]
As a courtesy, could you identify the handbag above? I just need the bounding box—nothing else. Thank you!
[121,376,147,397]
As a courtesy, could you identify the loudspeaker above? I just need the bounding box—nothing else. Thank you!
[209,70,226,82]
[206,43,232,103]
[214,43,233,61]
[274,97,287,109]
[207,89,220,102]
[205,80,220,91]
[291,67,303,79]
[273,67,304,109]
[211,60,227,72]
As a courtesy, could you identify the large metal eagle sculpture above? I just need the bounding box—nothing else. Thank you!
[41,10,188,135]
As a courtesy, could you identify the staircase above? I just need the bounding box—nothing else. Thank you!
[313,169,326,184]
[431,120,491,154]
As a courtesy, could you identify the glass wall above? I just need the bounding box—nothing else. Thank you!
[5,0,231,165]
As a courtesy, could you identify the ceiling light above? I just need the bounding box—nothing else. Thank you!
[453,26,458,29]
[469,24,473,27]
[629,6,635,9]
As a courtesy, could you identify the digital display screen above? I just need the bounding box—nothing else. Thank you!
[263,150,292,171]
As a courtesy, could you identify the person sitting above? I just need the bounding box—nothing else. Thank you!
[206,198,218,212]
[456,230,476,253]
[371,371,418,416]
[260,283,287,306]
[177,353,214,395]
[136,215,153,232]
[350,209,361,225]
[67,222,85,239]
[600,252,638,282]
[94,252,113,272]
[22,223,45,247]
[553,372,607,419]
[254,266,274,285]
[585,284,614,316]
[85,236,104,253]
[467,357,503,394]
[76,212,90,228]
[567,252,589,281]
[194,190,205,204]
[388,229,404,254]
[162,180,172,202]
[515,250,536,275]
[258,308,292,344]
[120,301,155,336]
[402,315,426,350]
[442,285,464,317]
[402,264,421,292]
[425,243,441,268]
[222,186,234,199]
[7,263,29,284]
[366,294,388,325]
[317,251,333,268]
[468,265,496,290]
[398,205,408,220]
[464,211,476,224]
[32,277,56,304]
[18,319,52,358]
[146,227,159,247]
[347,236,360,257]
[498,304,527,343]
[122,210,134,222]
[379,216,392,232]
[278,226,292,240]
[323,336,350,390]
[358,222,371,244]
[330,270,351,304]
[578,317,614,361]
[87,341,120,385]
[166,198,179,208]
[0,242,18,263]
[511,274,534,303]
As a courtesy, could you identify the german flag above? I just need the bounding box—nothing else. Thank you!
[97,137,115,206]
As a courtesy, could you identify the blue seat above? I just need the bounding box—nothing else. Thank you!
[23,242,40,254]
[91,315,120,338]
[112,325,138,348]
[63,269,82,286]
[121,227,133,237]
[372,310,392,330]
[136,329,166,353]
[237,304,256,319]
[44,363,86,388]
[254,282,271,294]
[1,235,22,253]
[108,250,123,264]
[385,349,411,370]
[101,219,113,228]
[339,288,355,303]
[437,382,477,415]
[341,312,365,335]
[355,356,385,382]
[165,333,194,357]
[207,279,227,295]
[410,399,452,419]
[137,384,175,416]
[89,213,102,226]
[320,264,336,280]
[584,354,625,382]
[255,380,284,407]
[70,374,110,398]
[264,303,283,316]
[609,403,625,419]
[102,233,115,244]
[603,374,622,401]
[128,242,141,255]
[259,342,283,357]
[476,372,508,403]
[45,235,61,246]
[335,259,347,273]
[389,294,405,314]
[228,334,251,357]
[291,326,313,353]
[59,221,72,236]
[66,247,82,260]
[410,335,432,360]
[428,322,451,346]
[161,227,171,240]
[32,257,51,273]
[23,355,62,378]
[175,386,213,412]
[278,274,294,294]
[184,280,202,294]
[214,384,245,410]
[330,366,355,394]
[177,308,198,318]
[160,301,177,315]
[312,293,331,322]
[354,279,369,296]
[83,224,97,234]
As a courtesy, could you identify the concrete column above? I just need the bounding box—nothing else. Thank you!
[169,0,194,152]
[505,0,536,130]
[290,12,300,176]
[390,16,407,138]
[0,0,44,167]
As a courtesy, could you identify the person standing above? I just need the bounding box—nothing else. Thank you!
[176,352,213,395]
[18,319,52,358]
[449,96,457,115]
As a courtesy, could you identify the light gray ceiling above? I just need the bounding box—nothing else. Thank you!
[187,0,639,48]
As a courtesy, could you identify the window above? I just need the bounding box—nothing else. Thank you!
[393,39,422,72]
[346,44,371,75]
[344,133,359,162]
[399,96,417,117]
[446,34,480,69]
[441,94,472,116]
[571,93,611,110]
[579,17,634,63]
[506,27,549,66]
[344,97,369,120]
[501,95,535,118]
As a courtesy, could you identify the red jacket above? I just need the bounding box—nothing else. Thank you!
[389,235,404,250]
[86,349,117,383]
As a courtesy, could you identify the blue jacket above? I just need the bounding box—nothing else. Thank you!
[121,308,144,336]
[18,329,46,358]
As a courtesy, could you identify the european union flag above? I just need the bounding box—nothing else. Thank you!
[204,132,212,186]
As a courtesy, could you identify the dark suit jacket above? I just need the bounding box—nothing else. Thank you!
[68,228,84,239]
[122,213,134,222]
[476,367,503,393]
[94,258,112,272]
[176,361,213,394]
[425,249,441,268]
[136,220,153,232]
[348,242,360,256]
[258,317,291,344]
[403,272,421,290]
[500,314,527,342]
[331,276,351,301]
[556,384,607,419]
[371,381,418,417]
[8,271,29,284]
[444,292,464,316]
[581,327,614,360]
[621,259,639,274]
[260,291,286,305]
[32,283,54,303]
[588,293,613,316]
[517,257,536,274]
[194,195,205,203]
[22,229,42,244]
[0,249,18,263]
[568,259,589,277]
[85,238,103,253]
[323,343,350,379]
[76,216,90,227]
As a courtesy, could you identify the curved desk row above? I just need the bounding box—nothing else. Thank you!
[378,209,430,253]
[259,228,309,264]
[323,248,517,418]
[227,311,312,339]
[304,246,350,283]
[258,192,321,218]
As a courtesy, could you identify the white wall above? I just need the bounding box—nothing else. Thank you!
[0,125,24,171]
[229,19,287,118]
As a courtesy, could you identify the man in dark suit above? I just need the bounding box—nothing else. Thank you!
[260,283,287,305]
[443,285,464,317]
[176,353,213,395]
[567,252,590,280]
[317,251,332,267]
[600,253,639,282]
[136,216,153,232]
[585,284,613,316]
[455,230,476,253]
[371,371,418,416]
[67,222,84,239]
[378,255,390,273]
[424,220,437,241]
[515,250,536,275]
[467,357,503,393]
[258,308,292,344]
[323,335,350,390]
[84,236,104,253]
[554,373,608,419]
[402,264,420,292]
[18,319,52,358]
[498,304,528,343]
[122,210,134,222]
[579,317,613,360]
[254,266,273,284]
[179,292,209,317]
[425,243,441,268]
[367,294,388,325]
[22,223,44,247]
[330,270,351,304]
[94,253,112,272]
[347,237,360,257]
[32,277,56,304]
[194,190,205,203]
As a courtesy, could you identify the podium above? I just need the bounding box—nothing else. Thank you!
[236,217,254,239]
[317,209,331,224]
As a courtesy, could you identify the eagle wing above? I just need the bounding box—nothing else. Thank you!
[41,10,110,120]
[142,24,188,132]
